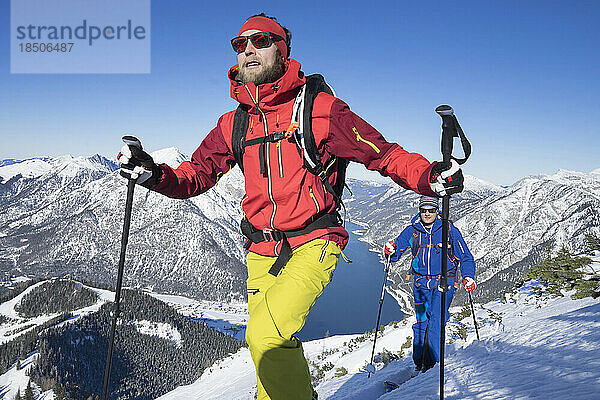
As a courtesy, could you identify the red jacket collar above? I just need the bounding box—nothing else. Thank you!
[228,59,306,113]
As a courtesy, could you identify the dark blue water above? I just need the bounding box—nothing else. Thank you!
[297,222,405,341]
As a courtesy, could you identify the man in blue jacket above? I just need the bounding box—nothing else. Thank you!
[384,196,476,372]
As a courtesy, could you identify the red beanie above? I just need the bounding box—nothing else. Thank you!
[238,16,288,59]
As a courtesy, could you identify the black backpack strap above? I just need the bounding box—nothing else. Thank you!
[242,131,288,148]
[232,104,250,173]
[301,74,333,172]
[447,221,460,274]
[411,227,420,258]
[298,75,348,208]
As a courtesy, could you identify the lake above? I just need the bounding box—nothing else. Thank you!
[297,222,405,341]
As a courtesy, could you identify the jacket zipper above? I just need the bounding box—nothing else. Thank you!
[352,127,380,153]
[427,230,432,276]
[277,142,284,178]
[243,85,278,233]
[309,185,320,213]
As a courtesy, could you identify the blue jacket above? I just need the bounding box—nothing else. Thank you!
[389,215,475,279]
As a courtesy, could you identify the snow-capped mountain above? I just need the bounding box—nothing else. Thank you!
[344,169,600,311]
[2,151,599,309]
[0,151,247,302]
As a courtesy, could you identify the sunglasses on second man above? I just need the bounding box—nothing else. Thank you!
[420,208,438,214]
[231,31,286,53]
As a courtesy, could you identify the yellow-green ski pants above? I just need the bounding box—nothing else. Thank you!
[245,239,341,400]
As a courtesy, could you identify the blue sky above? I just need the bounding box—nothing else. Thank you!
[1,0,598,185]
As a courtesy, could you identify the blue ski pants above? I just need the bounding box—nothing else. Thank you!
[412,274,456,368]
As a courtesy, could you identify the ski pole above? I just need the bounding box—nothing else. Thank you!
[367,254,391,378]
[467,291,480,340]
[102,136,140,400]
[434,105,471,400]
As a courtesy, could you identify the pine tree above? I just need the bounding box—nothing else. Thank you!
[526,247,599,298]
[23,381,34,400]
[14,389,21,400]
[585,233,600,253]
[54,383,67,400]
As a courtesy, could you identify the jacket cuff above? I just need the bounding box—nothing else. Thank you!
[417,162,439,197]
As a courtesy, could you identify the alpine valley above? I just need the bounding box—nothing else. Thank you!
[1,151,599,399]
[2,151,599,310]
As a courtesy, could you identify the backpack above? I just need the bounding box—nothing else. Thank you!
[231,74,349,209]
[410,222,460,273]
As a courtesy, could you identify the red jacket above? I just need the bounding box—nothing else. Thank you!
[152,59,436,256]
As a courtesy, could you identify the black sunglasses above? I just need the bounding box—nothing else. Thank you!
[420,208,438,214]
[231,31,285,53]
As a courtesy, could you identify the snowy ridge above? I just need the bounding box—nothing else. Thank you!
[0,279,110,345]
[0,278,249,399]
[151,147,189,169]
[0,151,247,303]
[462,174,502,194]
[157,280,600,399]
[0,155,117,182]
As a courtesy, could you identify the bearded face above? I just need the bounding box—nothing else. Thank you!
[237,30,285,85]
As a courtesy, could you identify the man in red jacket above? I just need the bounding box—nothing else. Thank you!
[119,13,463,400]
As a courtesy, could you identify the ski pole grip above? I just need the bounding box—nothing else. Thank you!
[122,135,142,150]
[435,105,471,165]
[436,105,455,163]
[435,105,454,117]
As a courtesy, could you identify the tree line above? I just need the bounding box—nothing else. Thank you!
[30,288,245,399]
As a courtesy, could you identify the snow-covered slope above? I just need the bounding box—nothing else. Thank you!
[157,278,600,400]
[0,278,248,399]
[0,352,54,400]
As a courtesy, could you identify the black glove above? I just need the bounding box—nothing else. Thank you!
[117,136,162,188]
[430,160,464,196]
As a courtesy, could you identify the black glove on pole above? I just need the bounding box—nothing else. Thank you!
[101,136,141,400]
[434,105,471,400]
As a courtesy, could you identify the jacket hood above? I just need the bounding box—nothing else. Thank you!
[411,214,443,233]
[228,58,306,113]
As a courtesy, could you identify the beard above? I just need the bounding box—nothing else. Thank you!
[239,52,285,86]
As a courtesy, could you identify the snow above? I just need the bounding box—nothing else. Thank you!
[0,352,54,400]
[463,174,503,194]
[151,147,188,168]
[2,276,599,399]
[149,293,248,341]
[0,280,55,342]
[0,158,53,181]
[156,348,257,400]
[0,279,115,344]
[158,281,600,400]
[0,154,117,182]
[133,320,183,347]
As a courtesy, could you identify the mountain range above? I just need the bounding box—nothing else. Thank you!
[344,168,600,311]
[0,150,246,303]
[1,151,599,311]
